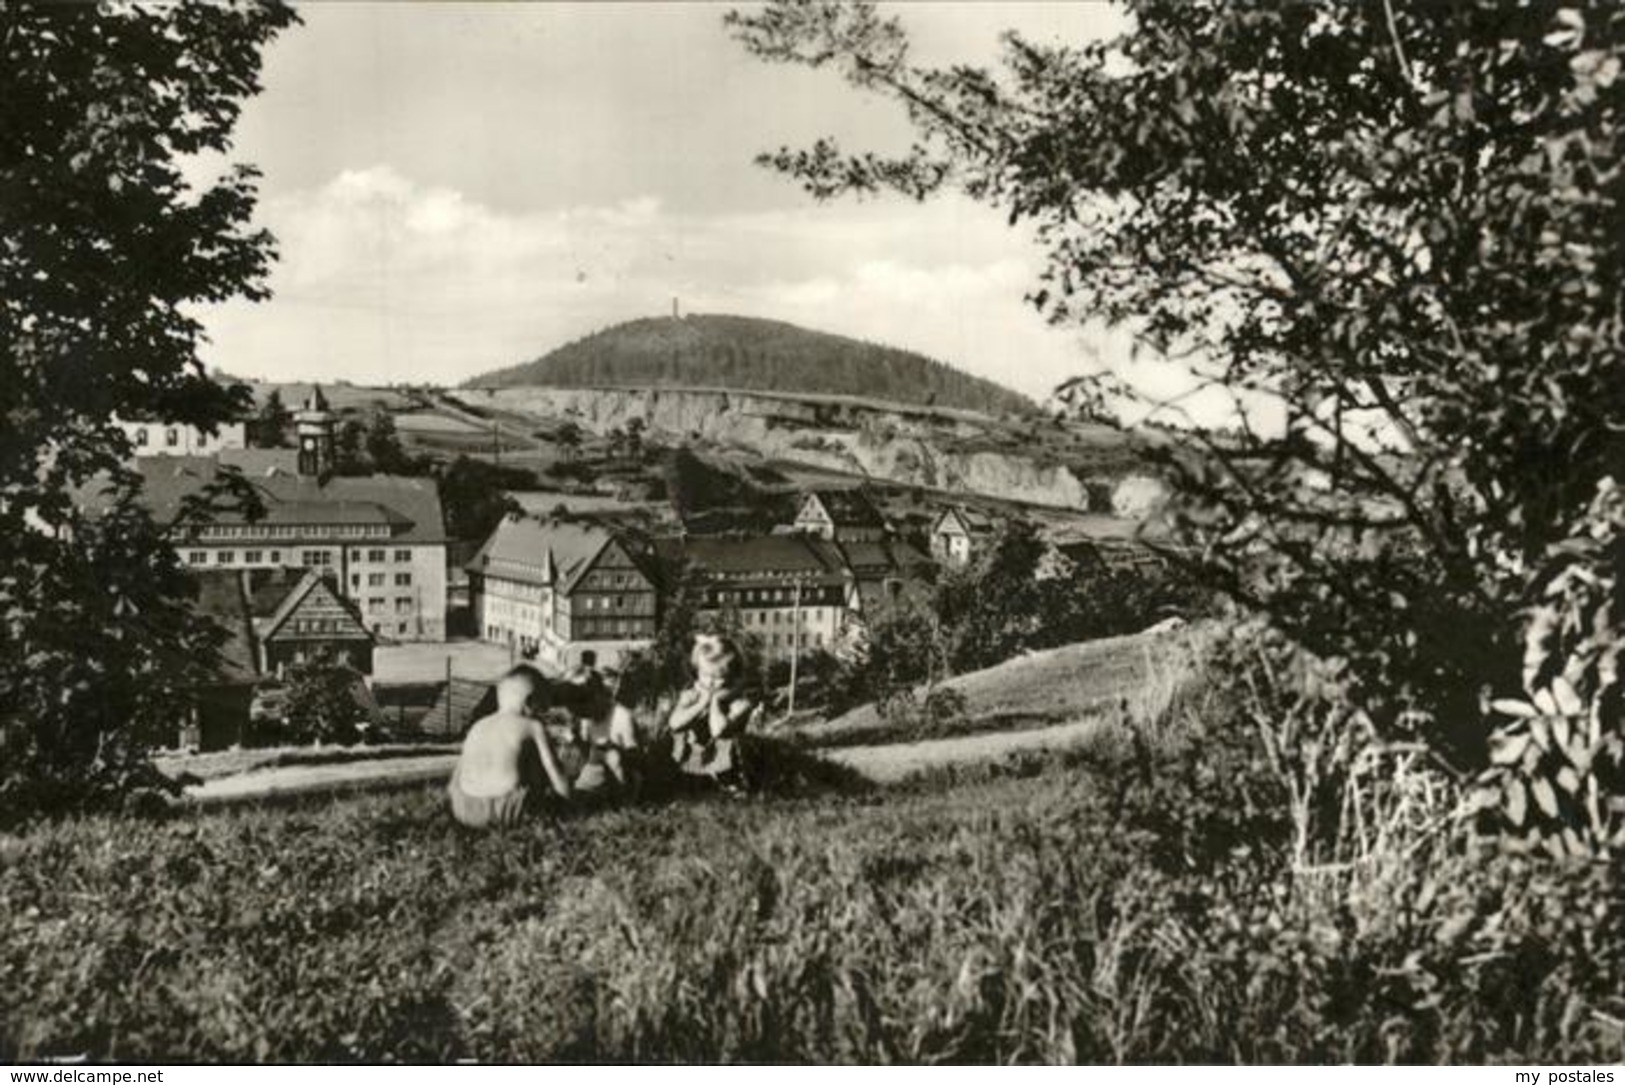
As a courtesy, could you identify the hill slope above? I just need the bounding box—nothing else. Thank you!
[465,314,1034,415]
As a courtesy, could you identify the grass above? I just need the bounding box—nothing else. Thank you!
[793,631,1167,750]
[6,702,1618,1064]
[153,743,460,784]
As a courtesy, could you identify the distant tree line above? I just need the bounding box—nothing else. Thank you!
[469,314,1034,416]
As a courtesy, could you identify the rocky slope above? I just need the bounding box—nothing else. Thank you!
[455,385,1162,513]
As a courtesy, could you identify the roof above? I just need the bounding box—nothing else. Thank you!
[88,456,446,544]
[466,515,634,593]
[933,505,997,536]
[683,534,849,585]
[801,488,887,529]
[187,570,263,686]
[249,569,372,643]
[838,538,933,576]
[419,678,497,738]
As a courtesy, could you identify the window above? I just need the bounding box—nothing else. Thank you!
[395,549,411,562]
[368,598,385,613]
[350,549,362,561]
[244,550,261,564]
[188,551,207,566]
[165,428,179,447]
[368,573,384,587]
[134,428,149,447]
[350,574,361,589]
[269,550,281,565]
[302,550,331,567]
[394,573,411,587]
[395,598,411,614]
[217,551,234,565]
[368,549,386,563]
[398,622,409,634]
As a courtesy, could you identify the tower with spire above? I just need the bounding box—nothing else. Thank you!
[294,385,335,476]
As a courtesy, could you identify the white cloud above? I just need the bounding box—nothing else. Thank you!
[200,165,1226,420]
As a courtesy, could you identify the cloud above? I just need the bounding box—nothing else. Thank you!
[199,165,1211,416]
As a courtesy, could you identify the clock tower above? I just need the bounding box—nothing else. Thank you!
[294,385,335,477]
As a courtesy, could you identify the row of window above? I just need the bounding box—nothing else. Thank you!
[350,572,413,589]
[131,427,202,449]
[199,524,390,540]
[372,621,415,636]
[710,587,839,607]
[366,597,416,615]
[766,632,826,649]
[747,608,827,626]
[350,548,413,563]
[283,618,353,636]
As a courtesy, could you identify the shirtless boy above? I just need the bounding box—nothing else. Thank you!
[448,666,573,828]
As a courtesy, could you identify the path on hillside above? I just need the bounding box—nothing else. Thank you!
[820,716,1109,784]
[185,716,1111,806]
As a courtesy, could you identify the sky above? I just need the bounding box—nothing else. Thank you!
[194,2,1173,409]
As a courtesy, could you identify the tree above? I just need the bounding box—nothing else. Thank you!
[1,2,298,818]
[364,408,408,474]
[625,415,648,462]
[281,651,365,746]
[334,418,367,475]
[437,456,528,542]
[254,389,292,448]
[729,2,1625,766]
[554,420,583,462]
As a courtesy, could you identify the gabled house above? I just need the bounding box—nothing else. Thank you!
[185,566,376,749]
[467,515,658,669]
[930,505,998,568]
[791,488,890,542]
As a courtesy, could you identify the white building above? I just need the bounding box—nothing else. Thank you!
[115,417,247,457]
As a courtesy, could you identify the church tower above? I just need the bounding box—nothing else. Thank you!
[294,385,335,476]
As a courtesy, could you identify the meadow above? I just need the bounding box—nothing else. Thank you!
[4,690,1619,1064]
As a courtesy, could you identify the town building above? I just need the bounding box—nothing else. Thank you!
[184,566,376,749]
[467,515,659,669]
[93,388,449,641]
[115,415,247,457]
[681,535,852,661]
[791,488,890,542]
[929,505,998,568]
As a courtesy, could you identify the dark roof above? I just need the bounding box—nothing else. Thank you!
[802,488,887,529]
[188,570,262,685]
[466,515,650,594]
[934,505,997,536]
[839,538,933,576]
[683,534,848,586]
[419,678,496,738]
[90,456,446,544]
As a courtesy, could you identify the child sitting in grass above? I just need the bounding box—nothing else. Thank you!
[666,632,758,793]
[447,666,573,828]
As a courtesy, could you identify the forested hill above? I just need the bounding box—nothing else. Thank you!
[464,314,1034,415]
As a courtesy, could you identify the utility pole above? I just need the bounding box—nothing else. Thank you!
[492,417,501,467]
[444,655,452,736]
[787,578,803,719]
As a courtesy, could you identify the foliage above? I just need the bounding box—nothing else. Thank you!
[1476,476,1625,855]
[364,409,410,475]
[468,313,1033,415]
[553,421,583,461]
[435,456,529,542]
[0,1,298,818]
[727,0,1625,763]
[252,390,292,448]
[279,652,366,746]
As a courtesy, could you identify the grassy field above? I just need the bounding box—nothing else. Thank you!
[792,631,1174,750]
[5,721,1617,1064]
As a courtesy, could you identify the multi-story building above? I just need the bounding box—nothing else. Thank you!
[115,415,247,457]
[467,515,659,670]
[95,388,449,641]
[682,535,852,661]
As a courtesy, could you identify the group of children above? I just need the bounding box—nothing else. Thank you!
[447,633,758,829]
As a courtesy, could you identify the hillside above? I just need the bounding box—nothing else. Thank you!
[465,314,1034,416]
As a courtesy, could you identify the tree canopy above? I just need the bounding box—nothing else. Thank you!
[1,1,298,816]
[729,1,1625,751]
